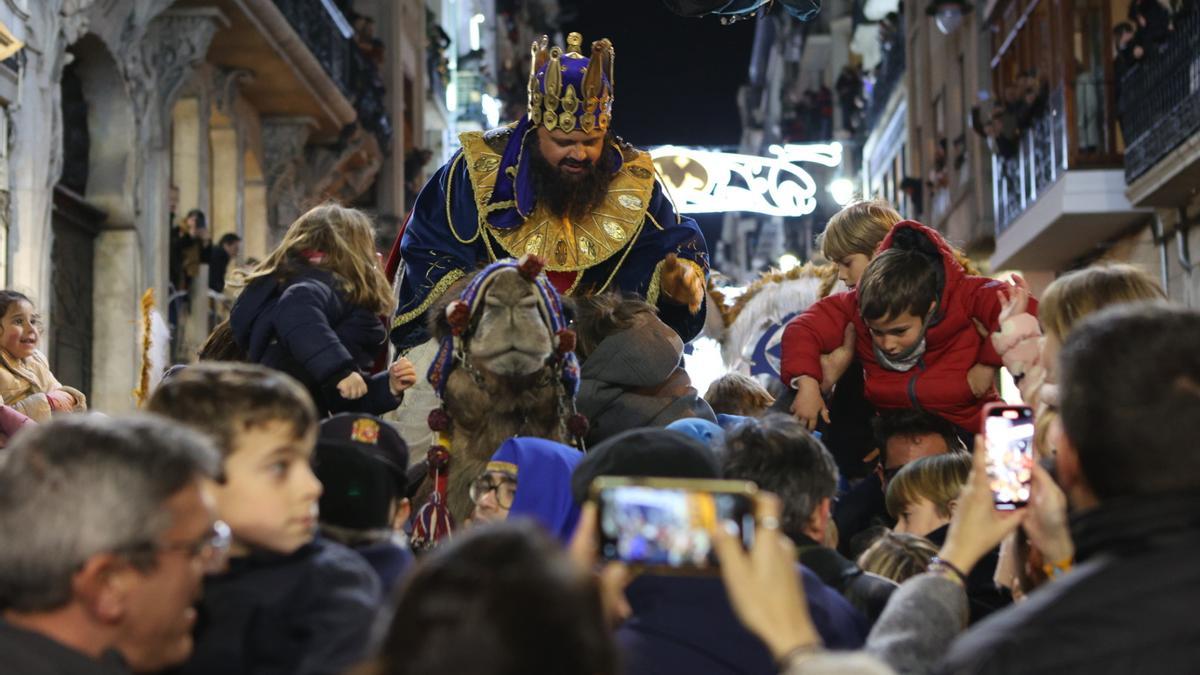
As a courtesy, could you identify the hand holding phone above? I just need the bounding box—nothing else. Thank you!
[591,477,759,573]
[983,403,1035,510]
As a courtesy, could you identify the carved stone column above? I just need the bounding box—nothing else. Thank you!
[262,116,315,241]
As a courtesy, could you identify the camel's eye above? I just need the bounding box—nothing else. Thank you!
[518,296,539,309]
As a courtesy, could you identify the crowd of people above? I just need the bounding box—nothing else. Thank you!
[2,25,1198,675]
[0,193,1195,674]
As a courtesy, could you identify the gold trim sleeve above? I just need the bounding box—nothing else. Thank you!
[392,268,467,330]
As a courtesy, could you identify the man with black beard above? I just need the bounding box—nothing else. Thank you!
[389,32,709,354]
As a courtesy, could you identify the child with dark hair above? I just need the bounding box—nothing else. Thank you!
[314,413,414,594]
[148,362,383,675]
[0,291,87,421]
[783,221,1035,434]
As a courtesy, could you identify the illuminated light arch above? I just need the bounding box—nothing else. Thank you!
[649,142,844,216]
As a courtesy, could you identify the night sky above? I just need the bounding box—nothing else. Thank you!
[560,0,758,148]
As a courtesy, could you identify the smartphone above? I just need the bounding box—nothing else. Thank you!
[983,403,1035,510]
[591,477,758,573]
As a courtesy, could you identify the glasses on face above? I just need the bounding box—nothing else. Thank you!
[468,473,517,509]
[128,520,232,574]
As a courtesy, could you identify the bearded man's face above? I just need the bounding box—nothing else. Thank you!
[530,126,615,222]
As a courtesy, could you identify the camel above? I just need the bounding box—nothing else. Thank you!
[414,256,582,537]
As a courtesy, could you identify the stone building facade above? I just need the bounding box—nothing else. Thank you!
[0,0,424,413]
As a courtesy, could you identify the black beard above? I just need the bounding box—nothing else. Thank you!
[529,137,616,222]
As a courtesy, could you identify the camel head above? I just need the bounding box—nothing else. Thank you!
[464,268,555,376]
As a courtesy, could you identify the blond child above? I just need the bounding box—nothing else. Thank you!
[885,451,972,538]
[704,372,776,417]
[227,204,416,416]
[0,291,87,421]
[148,362,383,675]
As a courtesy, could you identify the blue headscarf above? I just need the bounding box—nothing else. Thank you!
[488,437,583,543]
[665,418,726,447]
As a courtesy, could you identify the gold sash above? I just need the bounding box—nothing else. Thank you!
[459,129,657,273]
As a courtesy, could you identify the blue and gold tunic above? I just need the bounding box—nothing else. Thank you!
[391,124,710,351]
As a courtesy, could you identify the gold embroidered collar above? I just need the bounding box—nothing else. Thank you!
[459,129,657,272]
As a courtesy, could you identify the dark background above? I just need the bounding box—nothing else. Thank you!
[560,0,756,147]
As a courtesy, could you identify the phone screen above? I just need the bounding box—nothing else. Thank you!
[596,482,756,571]
[985,406,1035,510]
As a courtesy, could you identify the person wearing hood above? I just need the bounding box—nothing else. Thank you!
[469,437,583,543]
[571,428,868,675]
[574,294,716,446]
[783,221,1037,434]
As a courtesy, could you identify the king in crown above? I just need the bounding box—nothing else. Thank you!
[388,31,710,352]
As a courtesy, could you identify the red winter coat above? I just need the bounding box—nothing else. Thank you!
[780,221,1036,432]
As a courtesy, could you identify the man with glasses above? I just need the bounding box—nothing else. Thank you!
[0,414,222,675]
[469,467,518,525]
[833,409,964,556]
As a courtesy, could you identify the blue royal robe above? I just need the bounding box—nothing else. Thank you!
[390,125,710,352]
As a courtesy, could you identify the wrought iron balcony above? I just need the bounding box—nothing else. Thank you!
[272,0,393,150]
[1119,8,1200,184]
[992,88,1068,235]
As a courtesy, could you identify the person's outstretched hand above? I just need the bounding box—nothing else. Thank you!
[389,357,418,397]
[660,253,705,314]
[713,494,821,660]
[819,324,856,394]
[1023,461,1073,565]
[337,372,368,400]
[567,502,633,627]
[790,375,828,431]
[997,273,1031,325]
[938,435,1026,575]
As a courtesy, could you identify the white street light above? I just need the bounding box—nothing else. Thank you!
[828,178,857,206]
[778,253,801,272]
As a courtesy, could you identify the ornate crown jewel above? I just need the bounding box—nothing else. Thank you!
[526,32,614,134]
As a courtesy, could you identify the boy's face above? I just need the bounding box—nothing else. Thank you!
[213,420,322,556]
[866,305,931,360]
[893,495,950,537]
[837,253,872,289]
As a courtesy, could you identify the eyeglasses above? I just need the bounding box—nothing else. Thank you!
[468,473,518,509]
[125,520,232,574]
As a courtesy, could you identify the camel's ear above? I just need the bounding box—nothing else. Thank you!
[428,273,475,342]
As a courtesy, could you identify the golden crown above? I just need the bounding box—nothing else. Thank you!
[527,32,615,134]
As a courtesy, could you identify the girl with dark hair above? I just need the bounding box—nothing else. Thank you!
[376,521,617,675]
[0,291,87,421]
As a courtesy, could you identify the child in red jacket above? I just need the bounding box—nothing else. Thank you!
[783,221,1035,433]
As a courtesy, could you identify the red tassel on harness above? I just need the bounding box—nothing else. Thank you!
[410,445,454,551]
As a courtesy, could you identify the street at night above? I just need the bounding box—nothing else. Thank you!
[0,1,1198,673]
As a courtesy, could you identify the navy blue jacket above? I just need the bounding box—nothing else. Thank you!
[230,262,398,416]
[177,537,383,675]
[616,567,868,675]
[355,539,415,596]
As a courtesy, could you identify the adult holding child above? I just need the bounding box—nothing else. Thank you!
[783,213,1031,435]
[227,204,417,417]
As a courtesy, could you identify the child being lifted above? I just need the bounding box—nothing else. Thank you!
[782,217,1034,434]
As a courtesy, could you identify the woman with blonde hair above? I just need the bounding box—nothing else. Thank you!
[990,262,1165,412]
[228,203,417,415]
[856,531,940,584]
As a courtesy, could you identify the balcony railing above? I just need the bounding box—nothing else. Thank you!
[1119,8,1200,184]
[992,88,1069,235]
[273,0,393,149]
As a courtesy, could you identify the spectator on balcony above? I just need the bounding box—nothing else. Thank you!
[836,64,864,133]
[1129,0,1174,48]
[1113,21,1144,85]
[351,13,385,68]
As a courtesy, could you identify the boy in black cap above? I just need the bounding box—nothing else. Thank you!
[315,413,414,593]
